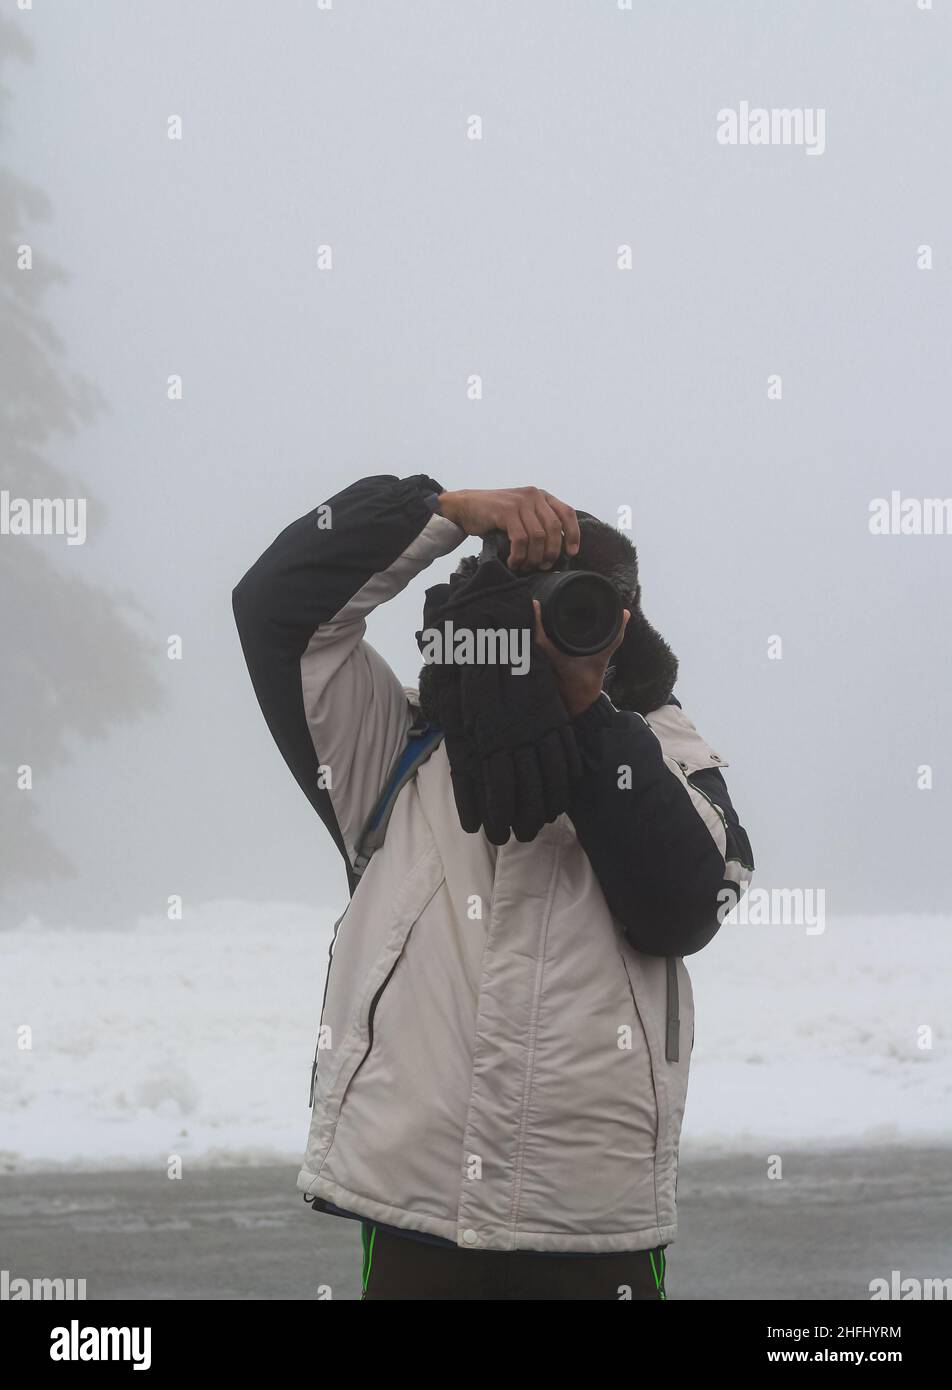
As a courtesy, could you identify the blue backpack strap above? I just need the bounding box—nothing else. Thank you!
[352,713,444,882]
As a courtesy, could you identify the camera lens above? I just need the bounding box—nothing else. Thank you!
[535,572,623,656]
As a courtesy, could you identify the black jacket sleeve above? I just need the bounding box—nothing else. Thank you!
[566,693,754,957]
[232,473,459,888]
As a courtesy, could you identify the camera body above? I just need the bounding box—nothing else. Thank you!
[477,531,624,657]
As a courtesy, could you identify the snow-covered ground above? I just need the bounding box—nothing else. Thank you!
[682,910,951,1155]
[1,905,949,1173]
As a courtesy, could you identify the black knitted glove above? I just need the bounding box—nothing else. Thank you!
[418,559,582,844]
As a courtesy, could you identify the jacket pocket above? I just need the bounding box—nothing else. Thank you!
[619,951,664,1152]
[309,842,445,1155]
[307,903,353,1106]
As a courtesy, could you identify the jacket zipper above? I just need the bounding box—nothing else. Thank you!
[308,905,350,1107]
[309,952,400,1108]
[346,958,401,1090]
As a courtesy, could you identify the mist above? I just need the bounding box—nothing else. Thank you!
[3,0,950,929]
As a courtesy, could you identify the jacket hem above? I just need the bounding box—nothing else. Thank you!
[297,1168,678,1253]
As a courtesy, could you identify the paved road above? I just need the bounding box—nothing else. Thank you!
[1,1147,949,1300]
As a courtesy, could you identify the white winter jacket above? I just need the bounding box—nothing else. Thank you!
[233,473,753,1253]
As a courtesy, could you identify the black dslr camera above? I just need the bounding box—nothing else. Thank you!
[477,529,623,657]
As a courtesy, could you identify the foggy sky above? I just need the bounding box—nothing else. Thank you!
[3,0,951,928]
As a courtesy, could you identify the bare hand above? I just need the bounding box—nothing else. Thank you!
[532,600,630,718]
[438,486,580,572]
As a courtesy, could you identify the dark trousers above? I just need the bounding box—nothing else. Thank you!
[360,1222,668,1301]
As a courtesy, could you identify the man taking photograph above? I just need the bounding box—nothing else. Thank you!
[232,473,754,1301]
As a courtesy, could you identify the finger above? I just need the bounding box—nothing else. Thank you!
[506,510,529,571]
[511,746,545,842]
[483,749,515,844]
[520,502,548,572]
[531,599,558,664]
[450,767,484,834]
[606,608,631,659]
[533,496,565,570]
[543,494,581,557]
[537,728,571,821]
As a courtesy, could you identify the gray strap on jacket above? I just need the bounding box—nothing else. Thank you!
[665,956,680,1063]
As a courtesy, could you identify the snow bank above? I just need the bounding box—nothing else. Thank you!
[0,904,948,1173]
[682,910,952,1153]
